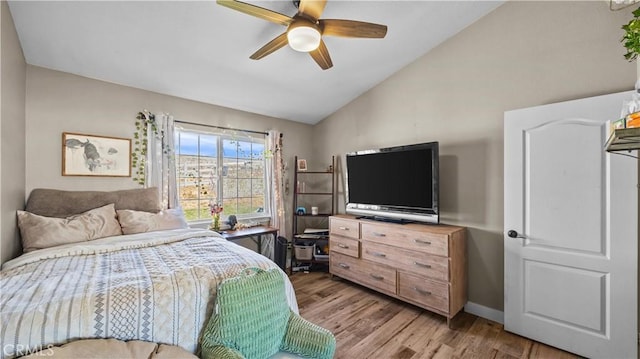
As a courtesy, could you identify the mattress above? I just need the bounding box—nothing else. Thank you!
[0,228,297,359]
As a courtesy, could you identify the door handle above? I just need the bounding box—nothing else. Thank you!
[507,230,527,239]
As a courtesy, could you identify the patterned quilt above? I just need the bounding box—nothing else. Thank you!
[0,228,297,359]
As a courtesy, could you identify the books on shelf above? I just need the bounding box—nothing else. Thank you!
[295,228,329,239]
[304,228,329,234]
[295,234,326,239]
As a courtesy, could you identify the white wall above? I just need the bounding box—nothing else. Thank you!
[1,1,27,265]
[312,1,635,311]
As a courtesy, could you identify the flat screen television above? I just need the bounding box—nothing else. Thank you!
[345,141,439,224]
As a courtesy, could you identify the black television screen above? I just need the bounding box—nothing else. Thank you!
[345,142,439,224]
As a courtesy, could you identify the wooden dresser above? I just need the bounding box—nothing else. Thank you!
[329,214,467,326]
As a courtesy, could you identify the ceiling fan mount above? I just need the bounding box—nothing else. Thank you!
[216,0,388,70]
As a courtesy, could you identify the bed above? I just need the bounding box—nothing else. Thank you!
[0,188,297,359]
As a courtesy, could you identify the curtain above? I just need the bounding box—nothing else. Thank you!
[145,113,178,209]
[267,130,287,245]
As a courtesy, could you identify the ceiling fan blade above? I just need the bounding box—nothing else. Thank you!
[320,19,387,38]
[298,0,327,21]
[250,32,289,60]
[309,40,333,70]
[217,0,293,26]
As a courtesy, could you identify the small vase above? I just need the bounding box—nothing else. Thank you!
[211,214,220,232]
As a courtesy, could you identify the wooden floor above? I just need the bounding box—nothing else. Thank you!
[289,272,580,359]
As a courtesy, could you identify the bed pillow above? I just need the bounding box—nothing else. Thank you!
[17,203,122,253]
[25,187,161,218]
[117,208,189,235]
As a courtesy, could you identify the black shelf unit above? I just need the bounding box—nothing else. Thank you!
[291,156,335,271]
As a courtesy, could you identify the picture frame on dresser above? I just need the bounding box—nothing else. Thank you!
[62,132,132,177]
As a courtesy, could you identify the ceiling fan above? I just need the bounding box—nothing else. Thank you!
[216,0,388,70]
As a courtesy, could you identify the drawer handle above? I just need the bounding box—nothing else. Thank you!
[371,252,387,258]
[413,287,432,296]
[372,232,386,237]
[413,261,432,268]
[370,274,384,281]
[414,239,432,245]
[339,226,350,231]
[338,244,349,249]
[339,263,350,269]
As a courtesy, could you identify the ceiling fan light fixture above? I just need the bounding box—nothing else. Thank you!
[287,22,321,52]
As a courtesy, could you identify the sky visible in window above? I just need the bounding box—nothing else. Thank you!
[177,132,265,158]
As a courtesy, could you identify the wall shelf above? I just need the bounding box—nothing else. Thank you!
[605,127,640,152]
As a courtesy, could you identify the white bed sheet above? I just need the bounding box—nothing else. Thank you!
[0,228,297,359]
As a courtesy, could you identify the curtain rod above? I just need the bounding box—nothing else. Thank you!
[174,120,269,136]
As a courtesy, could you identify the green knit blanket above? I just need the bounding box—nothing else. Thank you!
[200,268,335,359]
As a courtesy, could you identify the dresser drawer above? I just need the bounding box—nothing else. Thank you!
[362,241,449,281]
[398,272,449,312]
[361,222,449,256]
[330,252,396,295]
[330,217,360,239]
[361,241,397,267]
[330,235,359,258]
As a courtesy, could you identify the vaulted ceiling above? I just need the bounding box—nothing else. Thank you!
[8,1,504,124]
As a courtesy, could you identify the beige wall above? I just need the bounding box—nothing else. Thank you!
[5,0,636,314]
[26,66,314,194]
[313,1,635,311]
[1,1,27,265]
[20,66,314,260]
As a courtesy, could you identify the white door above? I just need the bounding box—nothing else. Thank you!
[504,91,637,358]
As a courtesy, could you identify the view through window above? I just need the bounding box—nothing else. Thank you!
[175,128,268,222]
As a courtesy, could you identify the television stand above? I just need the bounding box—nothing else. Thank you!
[329,214,467,327]
[355,215,414,225]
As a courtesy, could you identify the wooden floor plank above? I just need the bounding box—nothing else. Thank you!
[291,272,580,359]
[382,310,442,358]
[452,316,502,358]
[342,307,421,358]
[492,330,534,358]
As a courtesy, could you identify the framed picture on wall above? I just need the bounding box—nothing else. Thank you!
[62,132,131,177]
[297,159,307,172]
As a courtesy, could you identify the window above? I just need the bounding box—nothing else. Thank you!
[175,127,269,222]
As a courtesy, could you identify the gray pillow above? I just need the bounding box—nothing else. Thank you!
[25,188,161,218]
[17,203,123,252]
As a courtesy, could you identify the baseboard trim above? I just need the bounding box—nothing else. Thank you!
[464,301,504,324]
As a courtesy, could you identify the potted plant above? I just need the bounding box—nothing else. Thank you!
[209,202,224,232]
[622,6,640,94]
[622,7,640,61]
